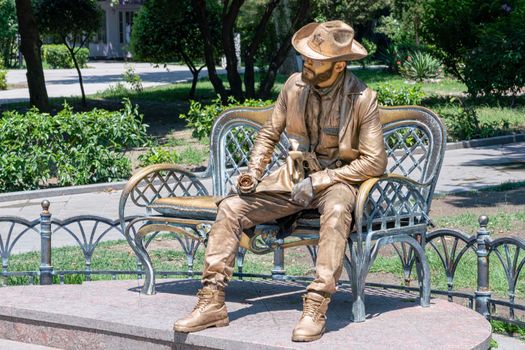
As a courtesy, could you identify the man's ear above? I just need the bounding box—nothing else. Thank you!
[334,61,346,73]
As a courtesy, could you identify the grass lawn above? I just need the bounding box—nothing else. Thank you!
[5,225,523,301]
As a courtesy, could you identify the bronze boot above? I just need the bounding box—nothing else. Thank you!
[292,292,331,342]
[174,288,229,332]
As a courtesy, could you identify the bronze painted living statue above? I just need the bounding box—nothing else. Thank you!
[174,20,387,342]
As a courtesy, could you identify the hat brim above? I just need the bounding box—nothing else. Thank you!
[292,22,368,61]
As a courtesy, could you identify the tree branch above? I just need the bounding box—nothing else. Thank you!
[244,0,281,98]
[258,0,311,99]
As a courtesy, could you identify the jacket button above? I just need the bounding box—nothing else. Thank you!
[335,160,343,167]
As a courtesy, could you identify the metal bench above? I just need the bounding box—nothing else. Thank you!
[119,105,446,322]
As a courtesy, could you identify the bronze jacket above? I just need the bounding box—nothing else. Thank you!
[248,71,387,194]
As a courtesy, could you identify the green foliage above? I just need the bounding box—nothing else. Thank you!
[180,96,273,140]
[36,0,102,45]
[375,83,425,106]
[0,68,6,90]
[42,44,89,69]
[491,320,525,338]
[400,51,442,81]
[462,3,525,98]
[0,99,149,191]
[438,99,511,141]
[130,0,220,65]
[138,147,180,167]
[312,0,391,28]
[0,0,18,68]
[122,65,143,93]
[378,45,404,73]
[422,0,525,98]
[360,38,377,68]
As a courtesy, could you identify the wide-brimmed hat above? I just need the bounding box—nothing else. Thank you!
[292,20,367,61]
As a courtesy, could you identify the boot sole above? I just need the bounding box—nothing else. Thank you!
[174,317,229,333]
[291,326,325,342]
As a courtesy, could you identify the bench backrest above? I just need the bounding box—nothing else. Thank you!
[207,105,446,209]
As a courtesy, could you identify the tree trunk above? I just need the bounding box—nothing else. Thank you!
[67,45,86,106]
[243,0,280,98]
[179,49,203,99]
[189,66,204,99]
[222,0,245,101]
[258,0,311,99]
[15,0,49,111]
[192,0,227,102]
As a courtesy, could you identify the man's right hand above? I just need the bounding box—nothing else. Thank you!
[236,172,258,194]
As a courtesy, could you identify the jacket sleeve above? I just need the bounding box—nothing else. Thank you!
[309,89,387,193]
[247,79,289,179]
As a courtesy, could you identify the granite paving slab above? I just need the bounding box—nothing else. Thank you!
[0,279,491,350]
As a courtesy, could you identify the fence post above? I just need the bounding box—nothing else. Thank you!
[39,200,53,285]
[475,215,491,317]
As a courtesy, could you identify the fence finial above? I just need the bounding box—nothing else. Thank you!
[41,200,50,214]
[478,215,489,228]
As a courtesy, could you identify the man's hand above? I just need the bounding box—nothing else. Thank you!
[237,172,258,194]
[291,177,314,207]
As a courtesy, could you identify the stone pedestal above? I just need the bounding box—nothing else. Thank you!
[0,279,491,349]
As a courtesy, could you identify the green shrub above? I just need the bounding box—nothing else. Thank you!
[0,68,6,90]
[463,7,525,98]
[123,65,143,92]
[42,44,89,69]
[376,83,425,106]
[400,51,442,82]
[378,45,403,73]
[0,99,149,191]
[439,100,510,141]
[422,0,525,98]
[180,96,273,139]
[138,147,180,167]
[360,38,377,68]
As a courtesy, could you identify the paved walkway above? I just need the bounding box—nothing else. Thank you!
[0,62,224,104]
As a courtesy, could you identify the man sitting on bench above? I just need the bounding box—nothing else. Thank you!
[175,20,387,342]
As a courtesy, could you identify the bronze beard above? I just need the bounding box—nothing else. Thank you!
[301,62,336,86]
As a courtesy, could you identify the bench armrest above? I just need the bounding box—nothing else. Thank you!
[119,163,209,229]
[355,174,429,239]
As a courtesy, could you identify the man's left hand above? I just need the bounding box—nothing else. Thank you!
[291,177,314,207]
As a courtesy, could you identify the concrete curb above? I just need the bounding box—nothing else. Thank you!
[446,133,525,150]
[0,133,523,203]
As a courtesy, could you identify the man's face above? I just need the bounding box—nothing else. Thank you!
[301,56,336,87]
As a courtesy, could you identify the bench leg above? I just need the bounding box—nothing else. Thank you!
[236,247,247,278]
[134,230,156,295]
[123,219,156,295]
[387,235,431,307]
[412,237,430,307]
[271,245,286,280]
[348,239,367,322]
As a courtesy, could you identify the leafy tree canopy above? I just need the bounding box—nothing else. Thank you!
[422,0,525,97]
[311,0,391,36]
[35,0,102,45]
[130,0,220,64]
[0,0,18,67]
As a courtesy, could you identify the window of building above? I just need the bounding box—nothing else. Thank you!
[93,11,107,43]
[119,11,135,44]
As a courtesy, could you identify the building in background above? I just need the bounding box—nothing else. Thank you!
[89,0,145,59]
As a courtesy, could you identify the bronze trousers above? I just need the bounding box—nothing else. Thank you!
[202,182,357,294]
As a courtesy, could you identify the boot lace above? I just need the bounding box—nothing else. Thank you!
[301,294,325,321]
[193,289,213,311]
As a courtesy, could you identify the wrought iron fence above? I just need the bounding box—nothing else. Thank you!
[0,200,523,327]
